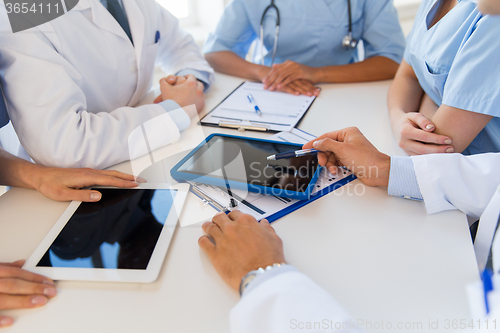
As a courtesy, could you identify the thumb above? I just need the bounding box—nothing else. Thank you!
[154,95,162,104]
[166,75,177,84]
[409,113,436,132]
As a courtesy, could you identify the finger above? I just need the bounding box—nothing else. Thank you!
[196,81,205,92]
[176,76,188,85]
[276,73,302,90]
[403,124,452,145]
[154,95,162,104]
[402,140,454,155]
[270,70,294,91]
[78,171,139,189]
[287,82,309,96]
[0,294,48,310]
[264,67,284,89]
[198,235,216,258]
[407,113,436,132]
[0,279,57,298]
[279,84,301,96]
[88,169,137,182]
[185,74,197,83]
[226,210,246,222]
[202,222,223,242]
[259,219,276,233]
[0,315,14,328]
[0,266,54,286]
[0,260,25,268]
[312,138,343,154]
[294,80,317,96]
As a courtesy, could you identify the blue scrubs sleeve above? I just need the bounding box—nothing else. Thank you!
[203,0,257,58]
[0,84,9,128]
[361,0,406,63]
[442,15,500,118]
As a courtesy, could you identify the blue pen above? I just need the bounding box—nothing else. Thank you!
[482,269,494,314]
[247,94,262,116]
[267,148,320,161]
[155,31,161,43]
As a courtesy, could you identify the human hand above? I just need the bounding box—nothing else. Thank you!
[154,75,204,104]
[263,60,318,91]
[276,79,320,97]
[0,260,56,328]
[157,75,204,117]
[391,112,453,155]
[303,127,391,187]
[32,167,140,202]
[198,211,285,291]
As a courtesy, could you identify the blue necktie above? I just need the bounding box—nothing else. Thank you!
[106,0,133,44]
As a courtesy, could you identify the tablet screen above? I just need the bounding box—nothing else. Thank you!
[36,189,177,270]
[177,136,318,193]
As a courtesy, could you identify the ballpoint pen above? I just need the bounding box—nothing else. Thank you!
[267,148,320,160]
[247,94,262,116]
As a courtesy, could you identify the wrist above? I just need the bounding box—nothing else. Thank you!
[255,66,270,82]
[19,161,44,191]
[239,262,287,296]
[375,153,391,187]
[309,66,321,84]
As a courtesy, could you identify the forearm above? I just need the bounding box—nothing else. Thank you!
[205,51,269,81]
[387,63,424,130]
[314,56,399,84]
[0,149,41,190]
[430,105,493,153]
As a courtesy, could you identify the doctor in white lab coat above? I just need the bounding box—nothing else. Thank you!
[0,0,214,169]
[198,127,500,333]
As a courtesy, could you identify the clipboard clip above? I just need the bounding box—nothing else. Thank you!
[218,120,270,132]
[191,183,231,213]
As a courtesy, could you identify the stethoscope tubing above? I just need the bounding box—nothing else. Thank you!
[259,0,356,67]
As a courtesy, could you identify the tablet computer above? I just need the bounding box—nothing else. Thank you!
[23,183,189,283]
[170,134,321,200]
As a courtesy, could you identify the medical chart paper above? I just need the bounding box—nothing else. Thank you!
[200,82,317,132]
[187,129,356,223]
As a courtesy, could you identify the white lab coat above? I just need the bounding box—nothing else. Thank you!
[0,0,213,168]
[412,153,500,219]
[230,153,500,333]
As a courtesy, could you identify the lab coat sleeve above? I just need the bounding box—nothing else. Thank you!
[360,0,406,64]
[0,28,182,169]
[230,271,360,333]
[202,0,257,59]
[155,5,214,87]
[411,153,500,219]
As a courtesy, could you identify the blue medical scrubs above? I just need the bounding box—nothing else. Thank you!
[405,0,500,155]
[0,83,9,128]
[204,0,405,67]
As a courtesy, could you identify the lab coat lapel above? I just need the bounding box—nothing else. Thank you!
[76,0,133,43]
[122,0,148,106]
[122,0,145,66]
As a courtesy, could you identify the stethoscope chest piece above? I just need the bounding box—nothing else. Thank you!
[342,32,358,50]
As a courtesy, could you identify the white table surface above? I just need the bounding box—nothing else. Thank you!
[0,74,479,332]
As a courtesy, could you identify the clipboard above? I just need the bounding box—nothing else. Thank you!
[200,82,317,133]
[186,129,357,223]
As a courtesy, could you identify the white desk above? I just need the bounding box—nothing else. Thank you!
[0,74,479,333]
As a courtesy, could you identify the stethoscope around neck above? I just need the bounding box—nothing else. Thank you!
[260,0,358,67]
